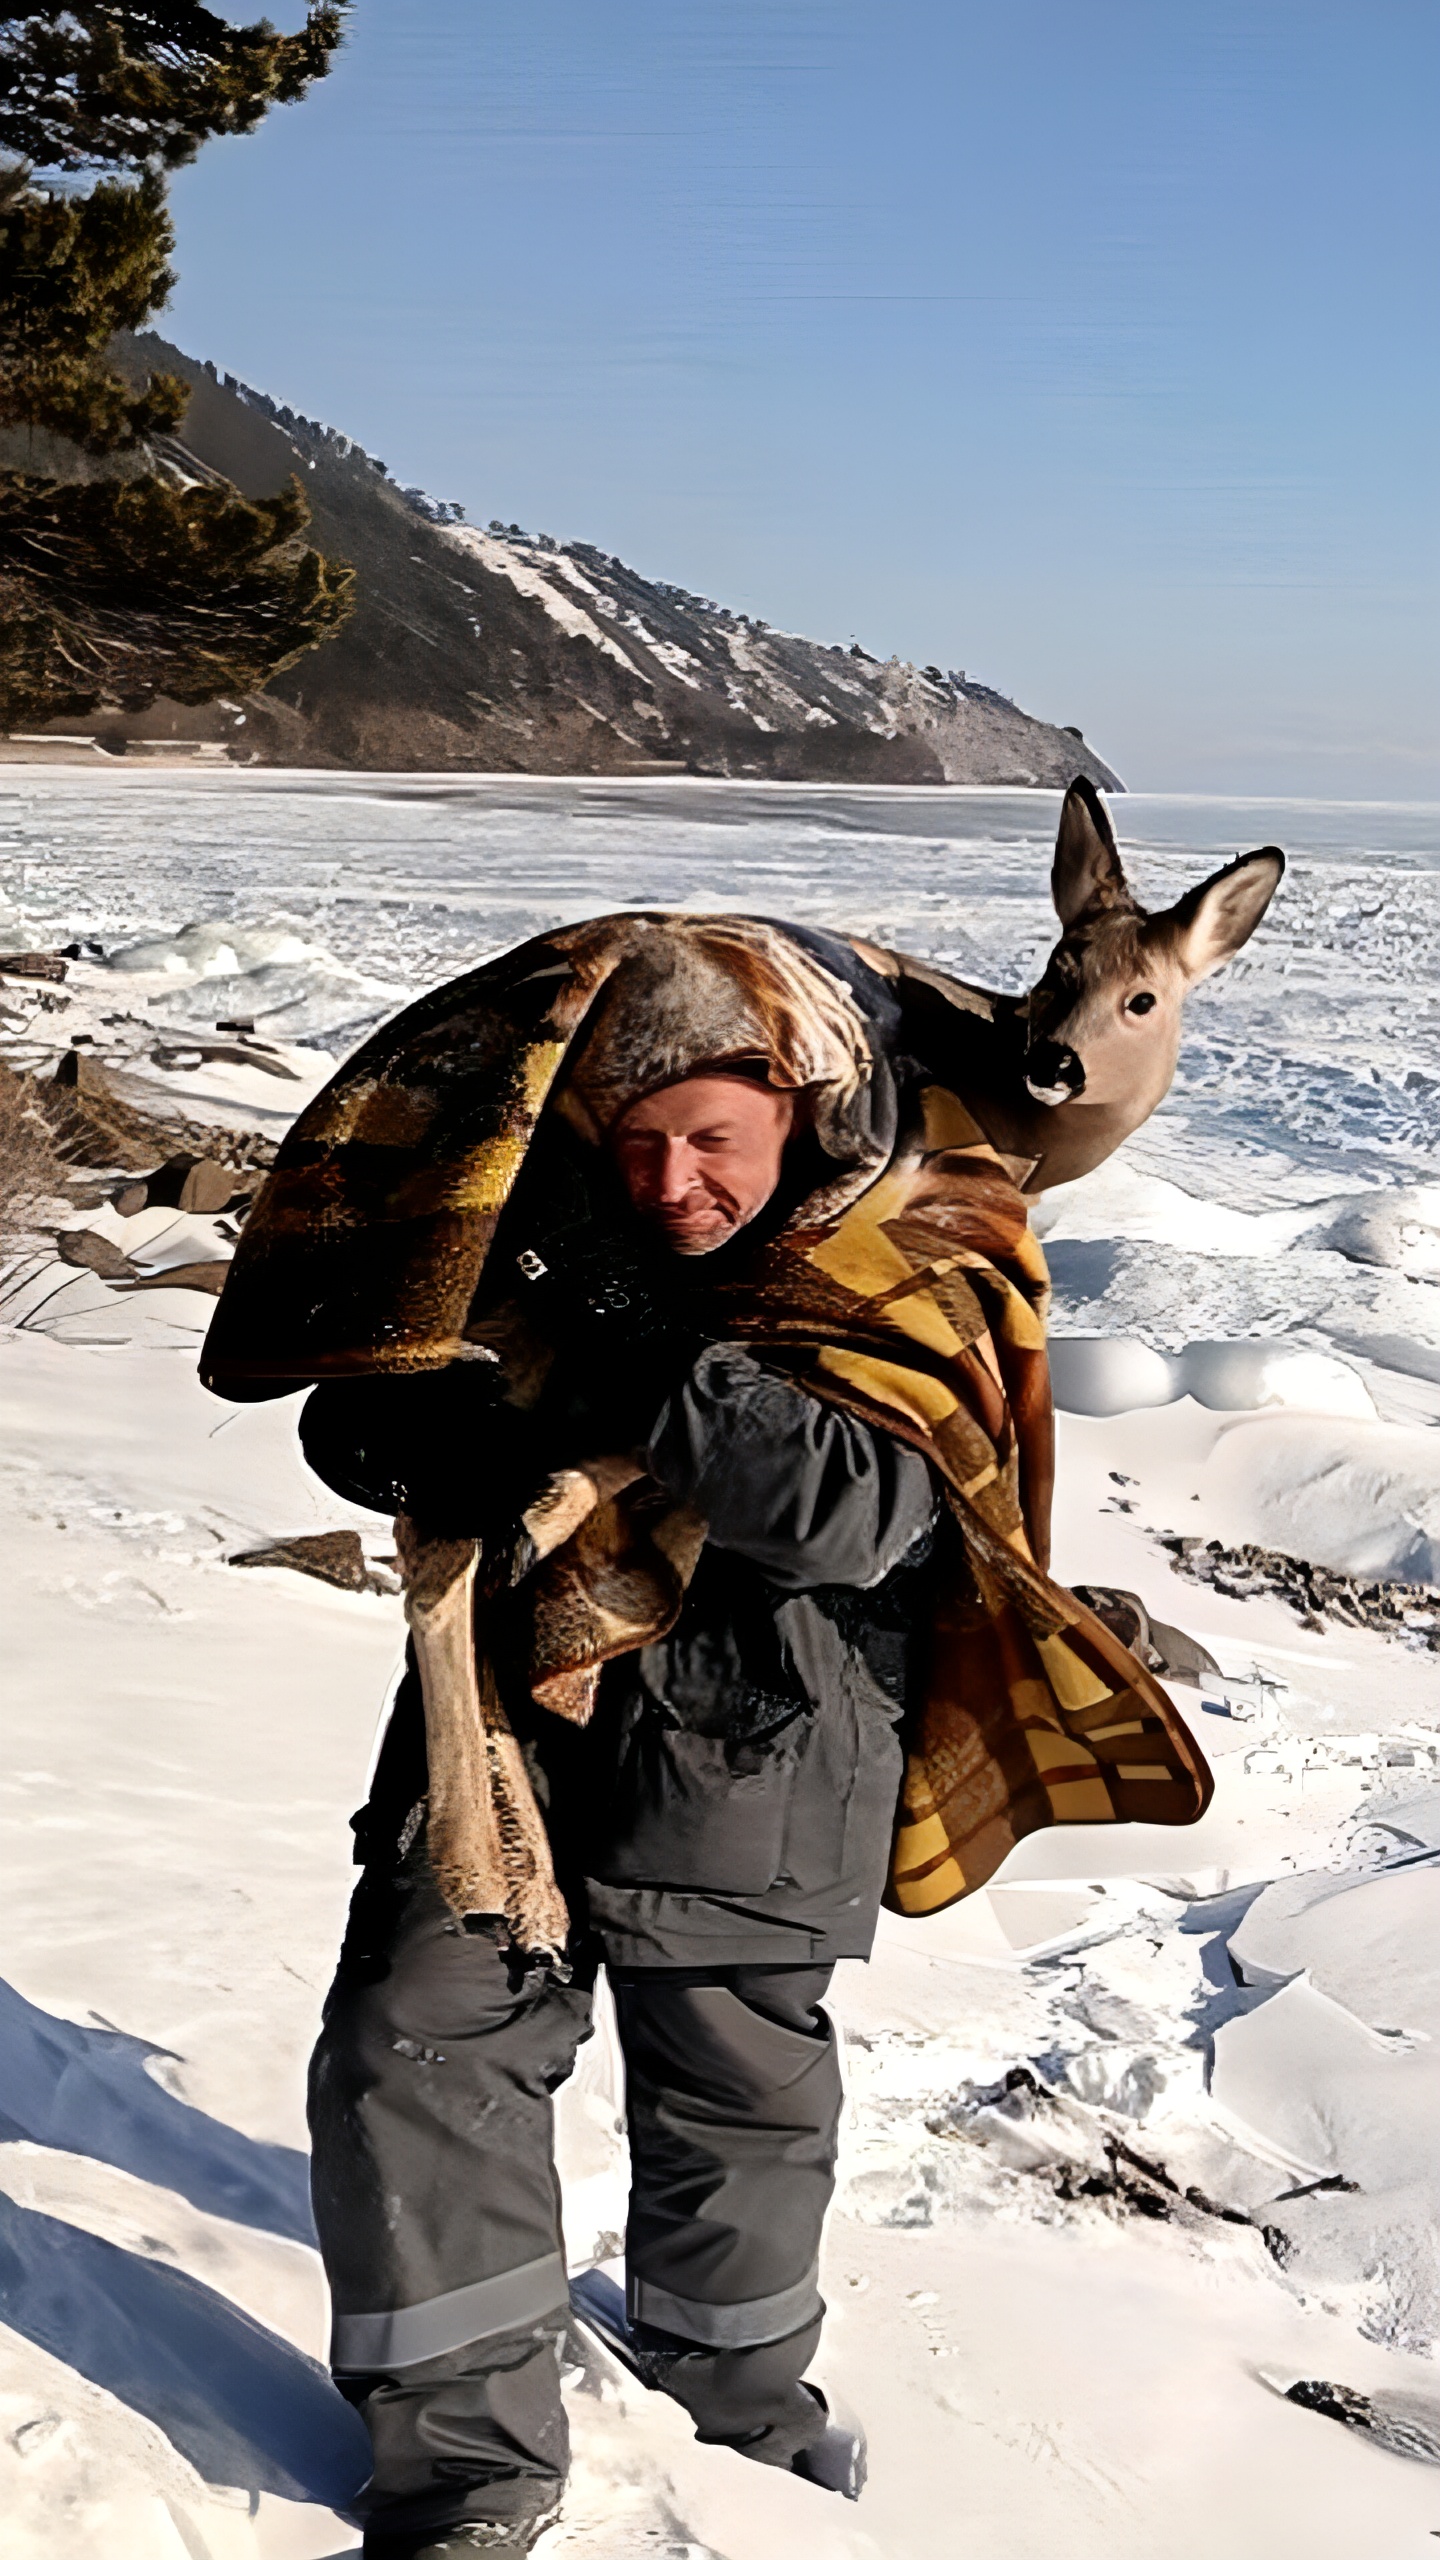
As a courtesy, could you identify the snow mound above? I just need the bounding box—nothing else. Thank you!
[1211,1970,1436,2190]
[0,1265,214,1347]
[1048,1334,1375,1420]
[1203,1414,1440,1582]
[104,921,322,981]
[1181,1341,1377,1418]
[1033,1160,1323,1259]
[1229,1859,1440,2037]
[1316,1185,1440,1281]
[1211,1857,1440,2353]
[1048,1337,1181,1415]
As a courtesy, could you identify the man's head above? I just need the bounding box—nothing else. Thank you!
[610,1073,797,1255]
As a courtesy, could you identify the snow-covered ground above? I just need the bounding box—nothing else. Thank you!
[1,772,1437,2558]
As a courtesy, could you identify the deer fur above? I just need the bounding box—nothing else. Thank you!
[396,1513,569,1954]
[856,778,1285,1194]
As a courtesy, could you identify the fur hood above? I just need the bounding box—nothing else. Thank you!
[554,914,895,1201]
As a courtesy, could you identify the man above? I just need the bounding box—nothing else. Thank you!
[300,1028,940,2557]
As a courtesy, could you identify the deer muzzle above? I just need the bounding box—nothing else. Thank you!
[1024,1037,1087,1106]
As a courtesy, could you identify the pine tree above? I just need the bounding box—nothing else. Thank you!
[0,167,185,451]
[0,472,355,727]
[0,5,347,176]
[0,5,355,728]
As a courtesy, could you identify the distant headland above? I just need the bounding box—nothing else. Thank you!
[6,332,1122,788]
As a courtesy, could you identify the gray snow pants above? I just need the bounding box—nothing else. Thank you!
[308,1854,841,2540]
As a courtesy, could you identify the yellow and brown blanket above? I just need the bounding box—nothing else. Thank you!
[203,912,1211,1940]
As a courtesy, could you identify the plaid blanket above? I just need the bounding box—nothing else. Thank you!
[203,913,1210,1938]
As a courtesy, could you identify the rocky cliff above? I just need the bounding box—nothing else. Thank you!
[18,331,1121,787]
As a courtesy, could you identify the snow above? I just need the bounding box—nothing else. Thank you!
[441,529,648,679]
[0,776,1437,2558]
[106,924,324,984]
[1201,1413,1440,1581]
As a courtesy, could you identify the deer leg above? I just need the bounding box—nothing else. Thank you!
[401,1527,507,1923]
[483,1709,571,1960]
[397,1516,569,1959]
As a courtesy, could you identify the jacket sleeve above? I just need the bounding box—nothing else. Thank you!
[645,1343,937,1592]
[298,1370,536,1538]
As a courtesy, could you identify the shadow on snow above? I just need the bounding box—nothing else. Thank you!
[0,1976,315,2243]
[0,1978,368,2506]
[0,2193,370,2503]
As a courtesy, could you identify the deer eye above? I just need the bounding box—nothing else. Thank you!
[1125,990,1157,1017]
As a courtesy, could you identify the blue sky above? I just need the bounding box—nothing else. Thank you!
[164,1,1437,795]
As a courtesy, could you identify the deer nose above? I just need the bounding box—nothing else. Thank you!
[1024,1038,1086,1105]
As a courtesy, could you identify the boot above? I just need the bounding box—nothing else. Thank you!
[791,2385,868,2500]
[363,2512,554,2558]
[569,2268,867,2499]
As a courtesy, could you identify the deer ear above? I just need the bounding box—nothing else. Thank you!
[1166,847,1285,981]
[1051,778,1130,926]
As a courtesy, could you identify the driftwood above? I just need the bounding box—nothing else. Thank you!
[122,1258,229,1294]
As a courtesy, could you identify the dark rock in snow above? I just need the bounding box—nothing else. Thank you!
[229,1529,392,1594]
[1270,2375,1440,2466]
[55,1227,138,1280]
[1161,1537,1440,1651]
[1071,1583,1220,1686]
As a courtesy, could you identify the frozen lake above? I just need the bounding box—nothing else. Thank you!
[2,769,1439,2558]
[2,771,1437,1188]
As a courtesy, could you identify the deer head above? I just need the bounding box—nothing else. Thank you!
[1020,780,1285,1133]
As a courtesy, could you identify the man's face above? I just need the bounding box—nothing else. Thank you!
[611,1075,796,1255]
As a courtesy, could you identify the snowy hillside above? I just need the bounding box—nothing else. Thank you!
[4,333,1121,790]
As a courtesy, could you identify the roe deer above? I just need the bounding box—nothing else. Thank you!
[855,778,1285,1194]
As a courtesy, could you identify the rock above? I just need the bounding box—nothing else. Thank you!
[0,951,67,981]
[11,1055,275,1178]
[930,2067,1253,2233]
[1267,2376,1440,2465]
[130,1154,260,1213]
[49,1047,114,1094]
[149,1038,300,1080]
[140,1153,204,1208]
[1070,1584,1220,1687]
[178,1157,243,1214]
[229,1530,380,1593]
[55,1228,138,1280]
[1159,1534,1440,1649]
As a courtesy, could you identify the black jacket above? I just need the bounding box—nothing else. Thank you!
[302,1345,937,1969]
[585,1344,936,1963]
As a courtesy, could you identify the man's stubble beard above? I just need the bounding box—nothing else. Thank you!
[652,1190,743,1256]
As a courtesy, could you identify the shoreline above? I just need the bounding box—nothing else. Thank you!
[1,757,1436,821]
